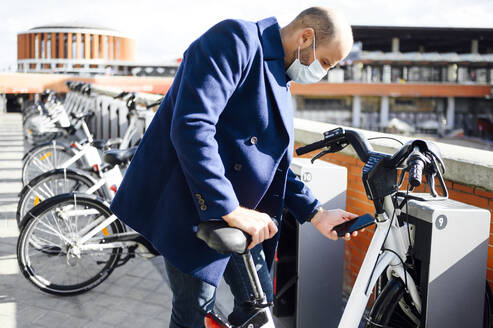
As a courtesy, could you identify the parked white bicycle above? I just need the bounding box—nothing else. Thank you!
[16,147,158,296]
[16,144,136,227]
[295,127,492,328]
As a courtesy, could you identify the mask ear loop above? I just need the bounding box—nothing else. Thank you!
[312,33,316,60]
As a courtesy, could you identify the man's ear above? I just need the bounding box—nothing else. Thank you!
[299,28,315,50]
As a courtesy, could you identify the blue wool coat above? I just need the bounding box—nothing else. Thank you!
[110,17,320,287]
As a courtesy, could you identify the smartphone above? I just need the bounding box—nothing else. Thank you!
[333,213,375,237]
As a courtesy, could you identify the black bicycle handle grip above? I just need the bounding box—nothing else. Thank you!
[409,157,425,187]
[296,139,328,155]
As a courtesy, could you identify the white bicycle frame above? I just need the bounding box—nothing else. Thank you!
[58,107,144,168]
[338,195,422,328]
[61,122,100,168]
[39,160,124,252]
[74,213,137,252]
[26,154,123,209]
[118,108,147,150]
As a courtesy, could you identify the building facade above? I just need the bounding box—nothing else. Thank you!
[293,26,493,140]
[17,23,136,75]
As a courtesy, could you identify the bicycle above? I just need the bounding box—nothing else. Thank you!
[295,127,492,328]
[16,148,158,296]
[16,193,160,296]
[15,145,135,227]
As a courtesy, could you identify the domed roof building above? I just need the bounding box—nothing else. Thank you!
[17,22,136,75]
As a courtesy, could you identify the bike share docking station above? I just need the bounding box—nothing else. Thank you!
[398,195,490,327]
[272,157,347,328]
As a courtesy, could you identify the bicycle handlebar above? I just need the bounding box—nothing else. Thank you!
[296,128,373,163]
[296,127,447,198]
[408,156,424,187]
[296,138,332,155]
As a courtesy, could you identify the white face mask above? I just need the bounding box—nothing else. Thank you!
[286,34,328,84]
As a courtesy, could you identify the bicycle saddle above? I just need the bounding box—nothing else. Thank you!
[196,221,250,255]
[102,147,137,166]
[70,111,95,120]
[91,140,107,150]
[91,138,122,150]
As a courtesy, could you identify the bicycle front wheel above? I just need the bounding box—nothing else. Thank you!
[17,193,124,296]
[366,278,493,328]
[17,168,107,227]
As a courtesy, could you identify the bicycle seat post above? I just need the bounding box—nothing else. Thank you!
[81,120,93,143]
[241,251,266,303]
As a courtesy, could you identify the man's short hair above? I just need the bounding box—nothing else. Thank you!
[293,7,336,46]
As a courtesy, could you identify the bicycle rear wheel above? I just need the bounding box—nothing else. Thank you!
[17,169,107,227]
[17,193,124,296]
[22,142,80,185]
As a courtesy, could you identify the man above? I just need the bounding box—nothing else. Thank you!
[111,7,359,327]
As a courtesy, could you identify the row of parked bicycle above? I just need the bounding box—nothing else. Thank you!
[17,83,162,295]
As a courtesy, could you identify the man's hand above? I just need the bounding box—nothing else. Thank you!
[311,208,360,241]
[223,206,278,249]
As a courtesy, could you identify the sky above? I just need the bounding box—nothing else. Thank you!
[1,0,493,70]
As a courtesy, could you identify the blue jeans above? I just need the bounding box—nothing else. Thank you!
[164,244,273,328]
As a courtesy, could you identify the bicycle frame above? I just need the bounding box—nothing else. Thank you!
[338,195,421,328]
[56,108,144,168]
[118,108,147,149]
[66,212,144,254]
[48,162,124,251]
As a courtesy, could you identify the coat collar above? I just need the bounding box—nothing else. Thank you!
[257,17,285,61]
[257,17,293,144]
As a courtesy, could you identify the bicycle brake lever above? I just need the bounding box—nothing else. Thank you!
[427,172,438,197]
[310,142,348,163]
[311,149,330,163]
[429,155,449,198]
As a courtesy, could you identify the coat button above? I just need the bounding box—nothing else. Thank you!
[198,198,205,205]
[233,163,242,171]
[200,204,207,211]
[249,136,258,145]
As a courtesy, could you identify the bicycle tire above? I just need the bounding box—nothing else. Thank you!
[17,168,107,227]
[22,141,81,185]
[366,278,493,328]
[23,140,71,161]
[21,101,35,115]
[17,193,124,296]
[23,110,41,125]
